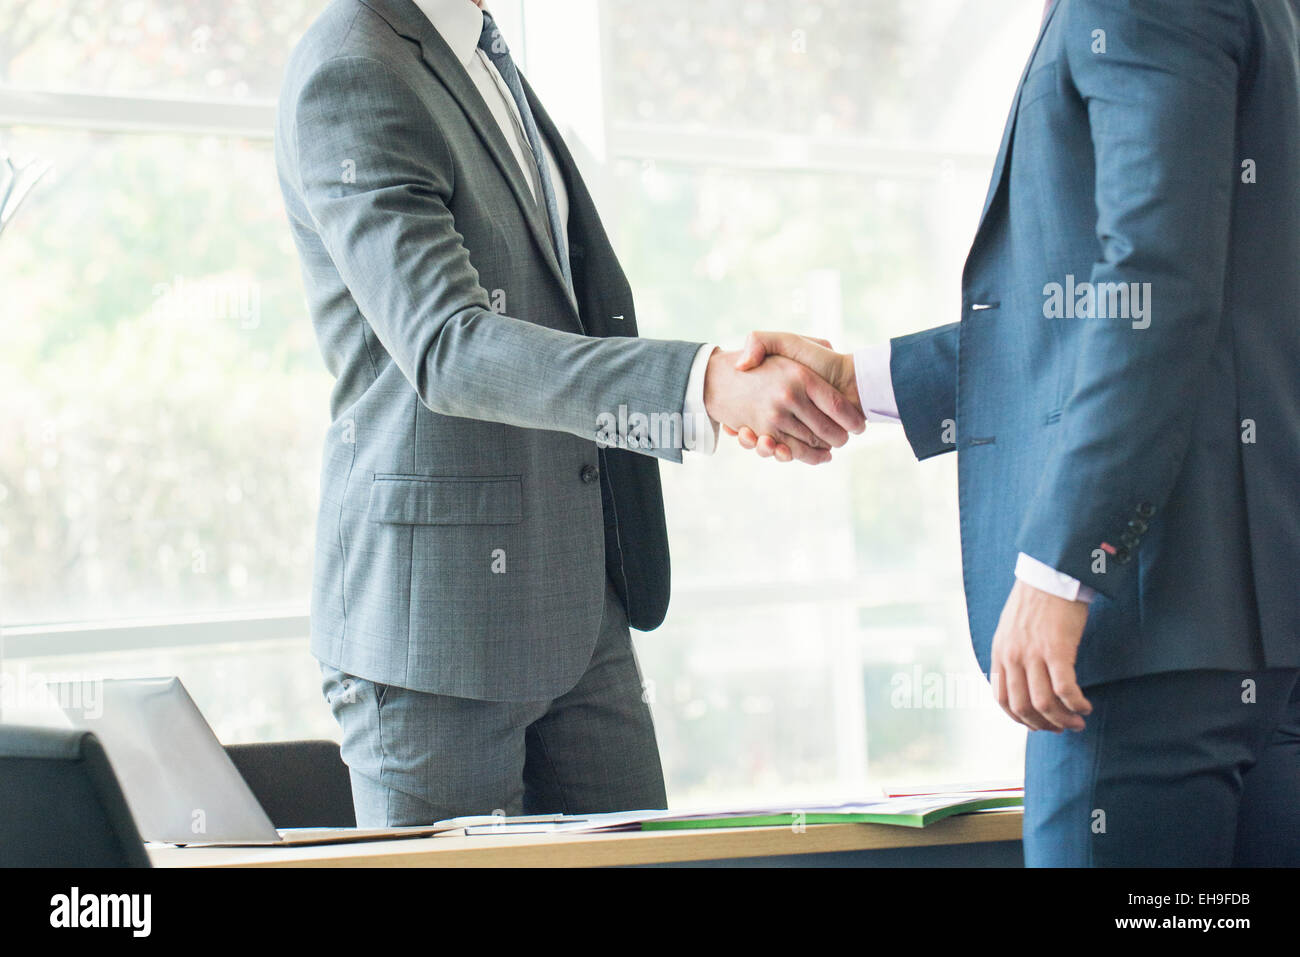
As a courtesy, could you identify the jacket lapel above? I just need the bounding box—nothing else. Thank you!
[974,0,1061,235]
[360,0,576,312]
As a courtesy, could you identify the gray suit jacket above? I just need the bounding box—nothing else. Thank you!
[275,0,702,700]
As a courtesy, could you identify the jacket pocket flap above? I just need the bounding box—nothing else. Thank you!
[367,475,523,526]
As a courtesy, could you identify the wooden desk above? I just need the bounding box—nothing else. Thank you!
[148,809,1022,868]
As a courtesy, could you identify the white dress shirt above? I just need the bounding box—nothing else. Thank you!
[851,344,1095,603]
[414,0,717,454]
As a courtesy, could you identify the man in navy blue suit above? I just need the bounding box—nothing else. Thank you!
[731,0,1300,865]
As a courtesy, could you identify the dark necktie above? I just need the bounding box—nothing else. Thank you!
[477,11,573,294]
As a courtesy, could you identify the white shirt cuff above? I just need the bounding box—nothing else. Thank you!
[683,343,719,455]
[1015,552,1096,603]
[852,342,902,424]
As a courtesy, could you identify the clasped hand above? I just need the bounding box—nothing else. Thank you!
[704,332,859,463]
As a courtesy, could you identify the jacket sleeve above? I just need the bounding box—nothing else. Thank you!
[890,322,960,461]
[1014,0,1248,598]
[285,54,701,462]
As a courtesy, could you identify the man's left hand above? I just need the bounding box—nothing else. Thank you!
[990,579,1093,732]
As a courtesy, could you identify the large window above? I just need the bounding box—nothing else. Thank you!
[2,0,1042,802]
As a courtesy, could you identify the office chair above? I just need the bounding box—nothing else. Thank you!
[0,724,151,867]
[224,739,356,828]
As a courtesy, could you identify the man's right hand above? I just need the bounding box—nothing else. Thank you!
[703,345,865,465]
[723,332,859,460]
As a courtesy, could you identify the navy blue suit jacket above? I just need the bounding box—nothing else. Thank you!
[891,0,1300,685]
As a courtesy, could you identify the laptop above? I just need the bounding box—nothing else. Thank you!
[51,676,451,846]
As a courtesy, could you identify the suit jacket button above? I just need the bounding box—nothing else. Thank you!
[1119,530,1139,548]
[1127,518,1148,535]
[580,464,599,484]
[1136,502,1156,518]
[1114,545,1132,565]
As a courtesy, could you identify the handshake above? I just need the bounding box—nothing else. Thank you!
[703,331,861,464]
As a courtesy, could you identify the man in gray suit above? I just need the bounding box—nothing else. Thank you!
[275,0,865,824]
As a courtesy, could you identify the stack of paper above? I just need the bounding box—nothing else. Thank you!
[436,789,1023,835]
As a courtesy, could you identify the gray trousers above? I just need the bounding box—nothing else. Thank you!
[319,581,667,825]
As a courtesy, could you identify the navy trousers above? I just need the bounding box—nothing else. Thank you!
[1023,668,1300,866]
